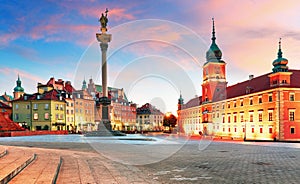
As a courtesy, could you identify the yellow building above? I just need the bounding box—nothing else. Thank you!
[12,90,66,131]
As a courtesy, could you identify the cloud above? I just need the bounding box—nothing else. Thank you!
[0,33,18,47]
[0,67,45,94]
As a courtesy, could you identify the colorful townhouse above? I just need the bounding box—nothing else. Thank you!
[12,90,66,131]
[136,103,164,131]
[86,78,137,131]
[177,19,300,141]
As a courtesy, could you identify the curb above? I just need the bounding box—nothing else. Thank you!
[0,150,7,158]
[52,156,62,184]
[0,153,36,184]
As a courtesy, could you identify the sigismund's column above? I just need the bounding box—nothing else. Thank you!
[96,9,112,131]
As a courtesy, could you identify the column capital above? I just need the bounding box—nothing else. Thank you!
[96,33,112,43]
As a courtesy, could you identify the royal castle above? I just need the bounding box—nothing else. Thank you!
[177,19,300,141]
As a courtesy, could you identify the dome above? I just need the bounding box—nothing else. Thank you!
[14,86,24,92]
[272,38,288,73]
[206,43,222,62]
[14,75,24,92]
[205,18,223,63]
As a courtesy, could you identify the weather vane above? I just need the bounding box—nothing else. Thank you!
[99,8,109,32]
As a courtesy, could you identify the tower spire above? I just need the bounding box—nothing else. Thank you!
[212,18,216,43]
[277,38,283,58]
[272,38,288,73]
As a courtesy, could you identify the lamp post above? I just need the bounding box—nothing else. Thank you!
[244,119,247,141]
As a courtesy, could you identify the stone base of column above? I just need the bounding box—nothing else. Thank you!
[84,121,125,137]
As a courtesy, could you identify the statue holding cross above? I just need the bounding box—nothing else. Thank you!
[99,8,109,31]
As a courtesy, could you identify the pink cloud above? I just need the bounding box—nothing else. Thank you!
[0,33,18,46]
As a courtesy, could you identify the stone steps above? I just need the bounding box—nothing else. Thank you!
[9,152,61,184]
[0,147,35,183]
[0,147,7,158]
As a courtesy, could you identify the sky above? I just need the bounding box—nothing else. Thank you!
[1,0,300,115]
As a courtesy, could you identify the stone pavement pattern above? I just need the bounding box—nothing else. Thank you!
[137,141,300,184]
[0,141,300,183]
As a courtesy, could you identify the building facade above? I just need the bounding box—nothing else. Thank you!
[136,103,164,131]
[177,20,300,141]
[12,90,66,131]
[86,78,137,131]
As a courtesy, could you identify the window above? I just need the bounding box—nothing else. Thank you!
[59,114,64,120]
[259,126,263,133]
[60,104,63,111]
[268,94,273,102]
[240,114,244,122]
[55,114,59,120]
[234,114,237,123]
[33,104,38,110]
[44,113,49,120]
[250,98,253,105]
[243,127,245,133]
[15,114,19,120]
[290,127,295,134]
[15,104,19,110]
[227,114,231,123]
[227,103,230,108]
[26,104,30,109]
[67,110,69,114]
[290,93,295,101]
[258,112,263,122]
[234,126,237,132]
[289,110,295,121]
[45,104,49,110]
[240,99,243,106]
[222,115,225,123]
[55,104,59,110]
[251,126,255,133]
[269,126,273,134]
[234,101,236,107]
[259,96,262,103]
[222,103,225,109]
[26,114,30,119]
[268,111,273,121]
[33,113,38,120]
[249,113,253,122]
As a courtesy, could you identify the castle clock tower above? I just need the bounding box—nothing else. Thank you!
[202,18,227,104]
[201,18,227,127]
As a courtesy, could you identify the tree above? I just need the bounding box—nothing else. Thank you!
[163,113,177,128]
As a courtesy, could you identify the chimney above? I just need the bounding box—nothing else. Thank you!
[249,75,254,80]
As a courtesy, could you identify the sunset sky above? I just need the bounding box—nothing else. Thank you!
[1,0,300,114]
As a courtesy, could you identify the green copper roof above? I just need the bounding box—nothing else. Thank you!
[82,79,87,90]
[178,92,184,104]
[14,75,24,92]
[205,18,223,63]
[272,38,288,73]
